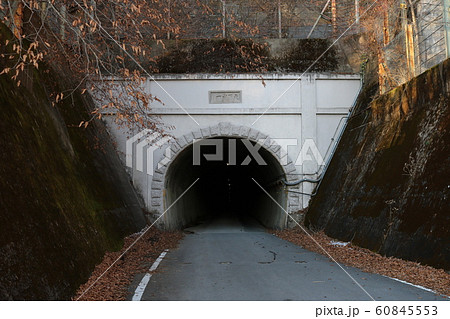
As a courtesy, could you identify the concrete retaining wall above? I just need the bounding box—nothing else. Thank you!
[306,59,450,270]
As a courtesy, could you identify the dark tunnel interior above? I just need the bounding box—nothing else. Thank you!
[163,137,288,230]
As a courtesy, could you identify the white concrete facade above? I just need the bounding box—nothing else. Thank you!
[102,73,360,228]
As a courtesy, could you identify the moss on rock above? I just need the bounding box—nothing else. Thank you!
[0,24,146,300]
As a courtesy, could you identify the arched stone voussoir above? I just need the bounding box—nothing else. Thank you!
[229,123,242,137]
[175,135,188,148]
[150,123,297,215]
[218,122,232,136]
[183,132,195,145]
[209,124,220,136]
[238,125,251,138]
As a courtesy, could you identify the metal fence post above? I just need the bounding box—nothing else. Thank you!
[222,0,226,38]
[355,0,360,24]
[167,0,171,40]
[278,0,282,38]
[60,4,66,41]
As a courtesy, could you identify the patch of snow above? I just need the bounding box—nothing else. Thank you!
[130,226,150,237]
[330,240,349,247]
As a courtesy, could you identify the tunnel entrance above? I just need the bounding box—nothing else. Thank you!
[163,137,288,230]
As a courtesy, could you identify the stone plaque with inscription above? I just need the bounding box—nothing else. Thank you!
[209,91,242,104]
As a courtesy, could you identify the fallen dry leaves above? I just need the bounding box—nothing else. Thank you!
[273,227,450,297]
[73,224,448,300]
[73,228,183,301]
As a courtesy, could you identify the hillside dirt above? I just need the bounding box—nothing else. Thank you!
[73,228,183,301]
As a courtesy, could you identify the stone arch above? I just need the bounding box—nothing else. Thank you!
[149,122,300,229]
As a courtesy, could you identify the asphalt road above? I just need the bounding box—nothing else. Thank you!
[129,215,448,301]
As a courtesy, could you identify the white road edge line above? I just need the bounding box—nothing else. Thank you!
[132,274,152,301]
[132,249,169,301]
[383,276,450,299]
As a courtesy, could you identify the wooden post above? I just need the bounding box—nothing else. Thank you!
[331,0,337,34]
[378,49,388,94]
[383,10,390,46]
[400,0,407,28]
[407,0,419,75]
[401,1,415,79]
[13,2,23,39]
[355,0,360,24]
[406,24,416,78]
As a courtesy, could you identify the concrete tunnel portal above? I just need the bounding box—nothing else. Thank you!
[106,75,362,231]
[162,137,288,230]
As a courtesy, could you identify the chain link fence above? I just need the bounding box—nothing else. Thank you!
[171,0,370,39]
[416,0,447,72]
[377,0,448,91]
[2,0,449,78]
